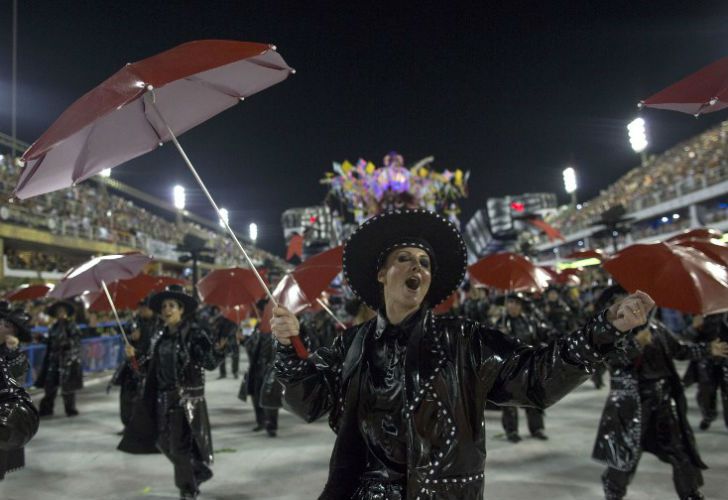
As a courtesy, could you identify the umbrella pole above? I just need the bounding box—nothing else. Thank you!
[101,280,132,348]
[148,97,308,359]
[315,298,347,329]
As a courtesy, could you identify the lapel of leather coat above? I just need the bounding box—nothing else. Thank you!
[405,310,443,411]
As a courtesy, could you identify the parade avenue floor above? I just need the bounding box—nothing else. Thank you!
[2,360,727,500]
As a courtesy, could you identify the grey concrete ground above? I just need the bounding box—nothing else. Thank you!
[2,359,727,500]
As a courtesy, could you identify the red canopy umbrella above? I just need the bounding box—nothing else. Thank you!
[82,273,188,312]
[673,239,728,267]
[469,253,551,292]
[566,249,605,261]
[666,228,722,243]
[197,267,268,309]
[603,242,728,315]
[433,292,458,315]
[221,304,250,324]
[13,40,305,358]
[640,56,728,116]
[4,284,52,302]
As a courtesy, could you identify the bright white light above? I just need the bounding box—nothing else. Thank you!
[219,208,229,228]
[173,185,186,210]
[563,167,577,194]
[99,168,111,178]
[576,203,583,210]
[249,222,258,242]
[661,216,669,223]
[628,117,648,153]
[577,240,584,247]
[673,213,680,219]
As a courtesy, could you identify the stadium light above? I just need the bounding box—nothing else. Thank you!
[249,222,258,242]
[219,208,229,228]
[173,185,186,210]
[627,117,648,154]
[99,168,111,178]
[562,166,577,206]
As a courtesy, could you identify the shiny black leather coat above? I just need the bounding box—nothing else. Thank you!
[35,320,83,391]
[592,321,708,471]
[111,315,158,388]
[0,350,39,480]
[276,310,618,499]
[118,319,223,461]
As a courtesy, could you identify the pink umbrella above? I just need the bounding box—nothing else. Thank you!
[50,252,152,299]
[14,40,305,358]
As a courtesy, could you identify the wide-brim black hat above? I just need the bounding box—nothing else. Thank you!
[343,209,467,310]
[149,285,198,315]
[45,300,76,318]
[0,301,32,342]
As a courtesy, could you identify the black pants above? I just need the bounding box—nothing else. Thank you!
[501,406,544,436]
[219,346,240,377]
[696,362,728,426]
[156,393,211,496]
[602,380,703,500]
[39,383,77,416]
[592,364,606,388]
[253,401,278,431]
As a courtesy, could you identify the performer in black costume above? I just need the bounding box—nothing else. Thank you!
[0,301,39,480]
[118,285,225,500]
[496,293,557,442]
[541,286,578,335]
[592,286,728,500]
[272,209,653,500]
[36,300,83,417]
[205,306,239,379]
[110,297,157,430]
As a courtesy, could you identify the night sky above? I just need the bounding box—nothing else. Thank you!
[2,1,728,256]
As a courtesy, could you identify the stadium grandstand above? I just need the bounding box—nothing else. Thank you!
[535,120,728,264]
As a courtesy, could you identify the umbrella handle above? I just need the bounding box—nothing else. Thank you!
[291,336,308,360]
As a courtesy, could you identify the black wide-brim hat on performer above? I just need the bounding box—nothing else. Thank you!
[149,284,198,315]
[343,209,468,310]
[45,300,76,318]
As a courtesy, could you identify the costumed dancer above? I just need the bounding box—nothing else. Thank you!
[204,306,240,380]
[118,285,225,500]
[242,299,280,437]
[683,313,728,430]
[542,285,578,336]
[460,283,490,324]
[592,286,728,500]
[36,300,83,417]
[496,293,557,442]
[272,209,652,500]
[0,301,39,480]
[110,296,157,430]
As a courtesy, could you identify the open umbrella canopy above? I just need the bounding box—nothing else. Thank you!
[666,228,722,243]
[673,239,728,268]
[49,252,152,299]
[13,40,294,199]
[603,242,728,315]
[3,283,52,302]
[197,267,268,309]
[82,273,187,311]
[469,252,551,292]
[640,56,728,116]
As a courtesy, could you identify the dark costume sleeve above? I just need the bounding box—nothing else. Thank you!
[0,357,39,451]
[275,332,348,423]
[484,311,621,408]
[188,323,224,370]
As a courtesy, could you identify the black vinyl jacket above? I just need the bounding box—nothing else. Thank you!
[276,309,619,500]
[0,349,39,480]
[35,320,83,392]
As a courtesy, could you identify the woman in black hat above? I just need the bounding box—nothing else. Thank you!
[118,285,225,500]
[0,301,38,481]
[35,300,83,417]
[272,209,654,500]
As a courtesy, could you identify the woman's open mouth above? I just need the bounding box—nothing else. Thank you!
[405,276,421,291]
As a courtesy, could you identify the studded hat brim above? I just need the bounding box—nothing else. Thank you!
[343,209,468,310]
[148,291,198,315]
[45,301,76,318]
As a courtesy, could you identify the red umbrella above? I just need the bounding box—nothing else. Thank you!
[640,56,728,116]
[4,284,52,302]
[469,253,551,292]
[666,228,722,243]
[434,292,458,315]
[566,249,605,261]
[603,242,728,315]
[673,239,728,267]
[197,267,268,309]
[49,252,152,299]
[82,273,188,311]
[221,304,250,323]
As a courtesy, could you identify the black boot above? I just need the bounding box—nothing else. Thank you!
[699,419,711,430]
[506,432,521,443]
[531,430,548,440]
